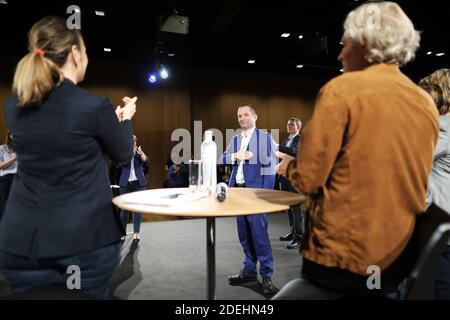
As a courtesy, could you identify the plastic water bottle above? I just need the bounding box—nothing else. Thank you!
[201,130,217,194]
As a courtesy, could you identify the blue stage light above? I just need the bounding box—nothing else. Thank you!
[148,73,157,83]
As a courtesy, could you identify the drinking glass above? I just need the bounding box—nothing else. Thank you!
[189,160,202,192]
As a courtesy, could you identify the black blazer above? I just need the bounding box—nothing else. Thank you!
[278,134,300,158]
[278,134,301,192]
[0,79,134,259]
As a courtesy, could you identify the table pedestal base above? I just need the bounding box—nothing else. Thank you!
[206,217,216,300]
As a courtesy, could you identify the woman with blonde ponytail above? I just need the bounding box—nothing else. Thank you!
[13,17,70,107]
[0,16,138,299]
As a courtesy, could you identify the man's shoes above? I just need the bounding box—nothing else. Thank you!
[286,236,303,249]
[262,278,276,295]
[228,271,257,285]
[279,232,294,242]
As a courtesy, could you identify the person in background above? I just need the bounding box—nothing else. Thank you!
[119,135,148,241]
[0,16,137,299]
[167,162,189,188]
[0,131,17,222]
[217,164,230,184]
[163,155,174,188]
[419,69,450,300]
[276,118,304,249]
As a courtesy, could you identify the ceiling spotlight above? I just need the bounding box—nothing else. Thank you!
[103,48,111,52]
[248,60,256,64]
[95,11,105,16]
[427,51,433,55]
[160,67,169,79]
[298,34,304,39]
[436,53,446,57]
[281,33,290,38]
[296,64,304,69]
[167,53,175,57]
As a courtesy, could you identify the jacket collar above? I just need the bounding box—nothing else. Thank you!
[62,77,76,86]
[240,127,256,139]
[365,63,401,75]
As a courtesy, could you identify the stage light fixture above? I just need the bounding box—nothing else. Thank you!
[148,73,157,84]
[160,66,169,79]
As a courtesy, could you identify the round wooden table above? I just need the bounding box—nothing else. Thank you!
[113,187,304,299]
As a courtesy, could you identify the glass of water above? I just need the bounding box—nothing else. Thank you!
[189,160,202,192]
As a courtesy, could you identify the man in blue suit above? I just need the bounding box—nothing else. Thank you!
[220,105,277,295]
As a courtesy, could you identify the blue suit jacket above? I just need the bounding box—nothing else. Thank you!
[220,128,276,189]
[119,154,148,187]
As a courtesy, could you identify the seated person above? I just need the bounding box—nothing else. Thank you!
[419,69,450,299]
[217,164,231,184]
[167,162,189,188]
[277,1,439,298]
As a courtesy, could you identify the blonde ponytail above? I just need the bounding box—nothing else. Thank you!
[12,16,83,107]
[13,51,63,107]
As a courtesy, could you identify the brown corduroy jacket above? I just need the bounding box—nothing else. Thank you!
[289,63,439,275]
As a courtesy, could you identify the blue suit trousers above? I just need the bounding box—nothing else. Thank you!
[237,214,273,278]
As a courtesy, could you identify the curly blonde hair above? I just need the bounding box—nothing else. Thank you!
[343,1,420,66]
[419,69,450,115]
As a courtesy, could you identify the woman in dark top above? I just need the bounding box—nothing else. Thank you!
[0,16,137,299]
[119,135,149,241]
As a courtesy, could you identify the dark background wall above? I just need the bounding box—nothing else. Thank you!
[0,55,329,189]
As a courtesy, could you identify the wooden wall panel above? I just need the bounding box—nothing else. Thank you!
[192,68,325,147]
[0,57,330,189]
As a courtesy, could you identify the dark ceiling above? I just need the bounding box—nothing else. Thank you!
[0,0,448,81]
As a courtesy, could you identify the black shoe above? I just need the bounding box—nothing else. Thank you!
[279,232,294,242]
[228,271,257,285]
[286,236,302,249]
[262,278,276,295]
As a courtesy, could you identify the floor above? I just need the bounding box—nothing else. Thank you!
[0,213,304,300]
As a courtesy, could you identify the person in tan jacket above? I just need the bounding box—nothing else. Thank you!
[277,1,439,298]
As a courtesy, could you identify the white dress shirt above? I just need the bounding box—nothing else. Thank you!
[128,155,138,182]
[235,127,255,184]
